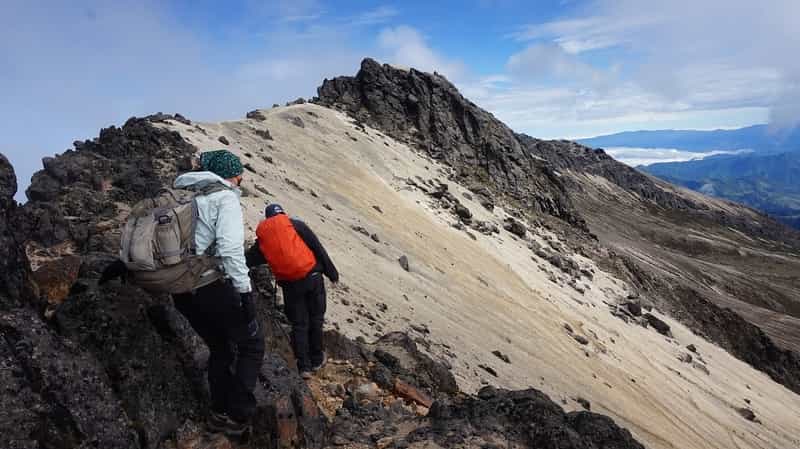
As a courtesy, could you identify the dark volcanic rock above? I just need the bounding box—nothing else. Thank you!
[503,217,527,238]
[426,387,645,449]
[317,58,586,230]
[1,154,138,449]
[246,110,267,121]
[491,350,511,364]
[624,301,643,317]
[398,255,410,271]
[218,135,230,145]
[0,155,36,311]
[454,203,472,221]
[22,115,196,248]
[643,313,672,337]
[11,118,331,448]
[736,407,758,422]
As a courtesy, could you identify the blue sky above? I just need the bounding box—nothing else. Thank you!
[3,0,799,200]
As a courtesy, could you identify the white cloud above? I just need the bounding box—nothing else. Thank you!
[377,26,466,80]
[0,0,378,202]
[510,0,800,129]
[604,148,753,167]
[506,43,614,88]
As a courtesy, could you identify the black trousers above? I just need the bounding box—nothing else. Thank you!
[282,272,326,372]
[173,280,265,422]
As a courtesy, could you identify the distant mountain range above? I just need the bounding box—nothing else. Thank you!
[579,125,800,229]
[643,152,800,228]
[578,124,800,154]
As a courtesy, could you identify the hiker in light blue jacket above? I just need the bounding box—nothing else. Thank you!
[174,170,251,294]
[100,149,264,436]
[171,150,264,436]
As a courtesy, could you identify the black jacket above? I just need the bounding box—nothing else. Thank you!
[246,218,339,286]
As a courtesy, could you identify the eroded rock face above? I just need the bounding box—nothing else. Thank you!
[0,156,36,311]
[22,115,196,250]
[0,154,138,449]
[316,58,586,230]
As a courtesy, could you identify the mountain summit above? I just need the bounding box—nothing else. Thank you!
[2,58,800,449]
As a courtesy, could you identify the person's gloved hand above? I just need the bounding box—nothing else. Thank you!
[240,292,259,337]
[99,260,128,285]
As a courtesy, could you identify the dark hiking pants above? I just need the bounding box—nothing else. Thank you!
[173,279,265,422]
[282,272,326,372]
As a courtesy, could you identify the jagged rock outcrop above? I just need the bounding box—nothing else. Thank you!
[23,114,196,249]
[1,155,138,449]
[317,58,586,230]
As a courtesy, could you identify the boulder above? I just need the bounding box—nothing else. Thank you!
[30,255,82,305]
[643,313,672,337]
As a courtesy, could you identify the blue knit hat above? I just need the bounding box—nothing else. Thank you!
[199,149,243,179]
[265,203,285,218]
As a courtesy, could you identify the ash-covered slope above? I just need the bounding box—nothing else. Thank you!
[1,114,646,448]
[316,58,800,395]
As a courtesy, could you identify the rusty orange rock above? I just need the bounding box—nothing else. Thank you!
[393,379,432,408]
[275,396,298,448]
[31,255,81,305]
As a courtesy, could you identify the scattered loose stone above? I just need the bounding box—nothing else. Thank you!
[398,255,410,271]
[217,135,230,145]
[246,110,267,121]
[736,407,758,423]
[351,225,370,237]
[491,350,511,364]
[573,335,589,345]
[255,128,273,140]
[692,362,710,375]
[643,313,672,337]
[576,397,591,411]
[410,324,430,334]
[624,301,642,317]
[479,365,498,377]
[394,379,433,408]
[285,178,304,191]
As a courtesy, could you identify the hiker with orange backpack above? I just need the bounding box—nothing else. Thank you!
[246,203,338,379]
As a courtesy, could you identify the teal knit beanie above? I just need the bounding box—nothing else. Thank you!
[199,149,243,179]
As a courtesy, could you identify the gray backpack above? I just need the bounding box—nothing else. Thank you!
[119,184,226,294]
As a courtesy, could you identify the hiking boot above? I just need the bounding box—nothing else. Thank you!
[301,370,313,380]
[207,411,250,438]
[311,351,327,372]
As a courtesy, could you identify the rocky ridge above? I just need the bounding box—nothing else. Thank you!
[0,113,645,448]
[315,58,800,395]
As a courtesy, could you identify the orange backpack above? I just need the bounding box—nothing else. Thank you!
[256,215,317,281]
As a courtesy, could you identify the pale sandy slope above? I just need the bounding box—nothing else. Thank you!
[157,104,800,449]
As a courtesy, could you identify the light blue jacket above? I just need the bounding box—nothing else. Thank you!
[174,171,252,293]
